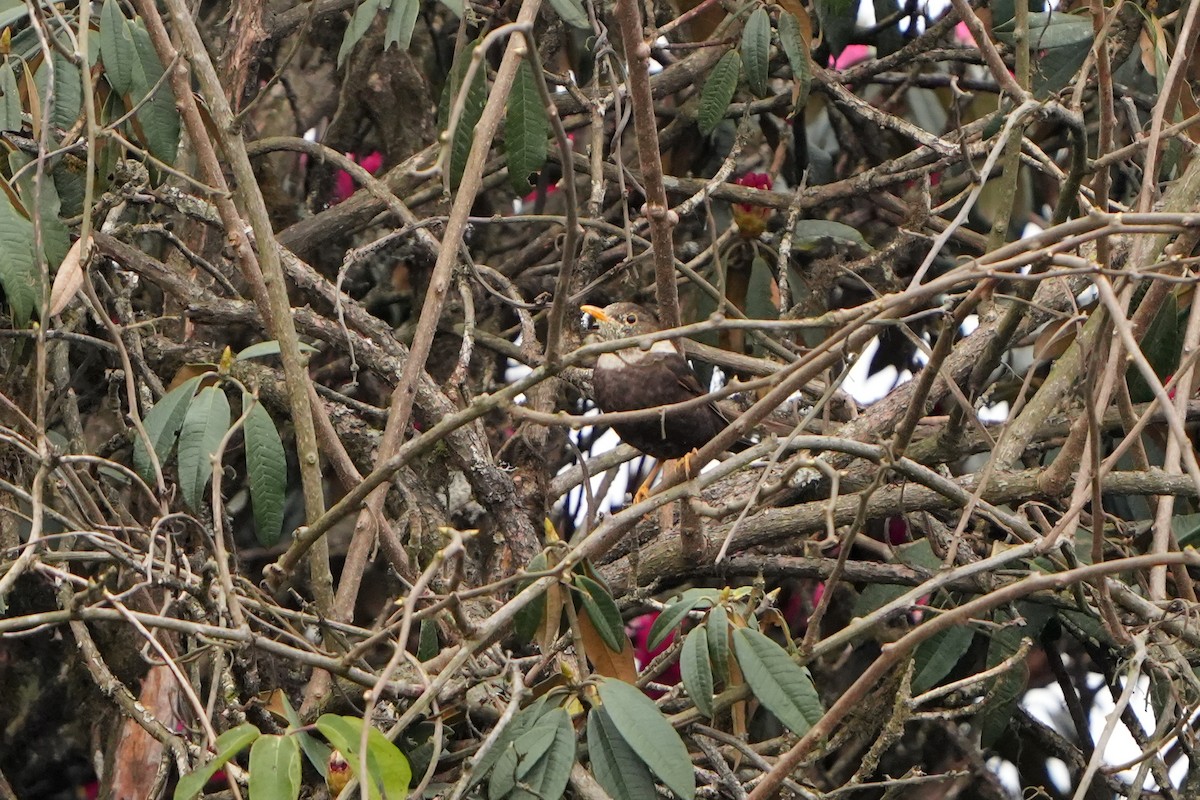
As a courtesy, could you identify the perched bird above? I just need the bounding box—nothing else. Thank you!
[582,302,730,461]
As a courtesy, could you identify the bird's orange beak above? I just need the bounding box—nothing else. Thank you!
[580,304,611,323]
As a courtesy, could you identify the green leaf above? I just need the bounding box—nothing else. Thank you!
[248,734,301,800]
[489,744,518,797]
[176,385,231,511]
[814,0,860,57]
[174,723,260,800]
[778,12,811,109]
[243,394,287,547]
[574,574,625,654]
[911,624,974,694]
[706,604,729,685]
[587,707,659,800]
[732,628,824,735]
[99,0,135,96]
[34,46,81,133]
[505,60,549,193]
[277,693,331,779]
[128,20,181,165]
[1129,293,1180,402]
[338,0,383,67]
[546,0,589,29]
[511,718,558,780]
[977,604,1051,748]
[697,50,740,136]
[133,375,203,483]
[680,625,714,718]
[648,594,705,650]
[510,707,575,800]
[384,0,420,52]
[978,656,1028,748]
[792,219,871,252]
[514,551,549,643]
[9,150,70,271]
[1174,512,1200,549]
[315,715,412,800]
[442,38,488,189]
[995,11,1094,49]
[0,180,39,327]
[417,618,439,662]
[995,11,1093,97]
[489,710,565,798]
[741,7,771,97]
[597,679,695,799]
[746,255,779,324]
[0,58,22,132]
[470,697,552,791]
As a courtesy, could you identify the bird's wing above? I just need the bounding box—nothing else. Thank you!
[656,351,709,400]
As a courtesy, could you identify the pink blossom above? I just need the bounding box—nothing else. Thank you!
[830,44,872,70]
[333,150,384,204]
[629,612,681,696]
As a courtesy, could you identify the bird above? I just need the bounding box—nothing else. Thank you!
[581,302,731,463]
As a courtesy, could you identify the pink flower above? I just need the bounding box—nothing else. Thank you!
[830,44,872,70]
[629,612,681,696]
[333,150,384,204]
[954,21,976,47]
[732,172,773,238]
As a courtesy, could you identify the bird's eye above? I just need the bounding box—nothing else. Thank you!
[624,314,637,324]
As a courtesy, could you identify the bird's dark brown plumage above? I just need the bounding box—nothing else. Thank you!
[583,302,730,460]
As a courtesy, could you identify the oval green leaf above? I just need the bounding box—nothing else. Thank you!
[338,0,382,67]
[128,20,181,165]
[174,722,260,800]
[0,177,38,327]
[746,255,779,323]
[133,375,203,483]
[741,7,771,97]
[511,714,560,780]
[99,0,135,96]
[243,395,287,547]
[442,38,488,189]
[732,627,824,735]
[515,707,575,798]
[706,604,730,685]
[384,0,420,51]
[778,12,811,108]
[315,715,411,800]
[574,574,625,653]
[472,696,551,792]
[814,0,859,57]
[248,734,301,800]
[0,59,20,132]
[514,551,549,643]
[418,617,439,662]
[792,218,870,252]
[505,60,549,193]
[176,385,231,511]
[647,595,703,650]
[547,0,589,29]
[698,50,740,136]
[680,625,714,718]
[586,707,659,800]
[911,624,974,694]
[597,679,695,799]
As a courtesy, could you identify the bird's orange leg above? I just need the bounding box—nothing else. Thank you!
[633,450,704,505]
[677,449,701,480]
[632,460,664,505]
